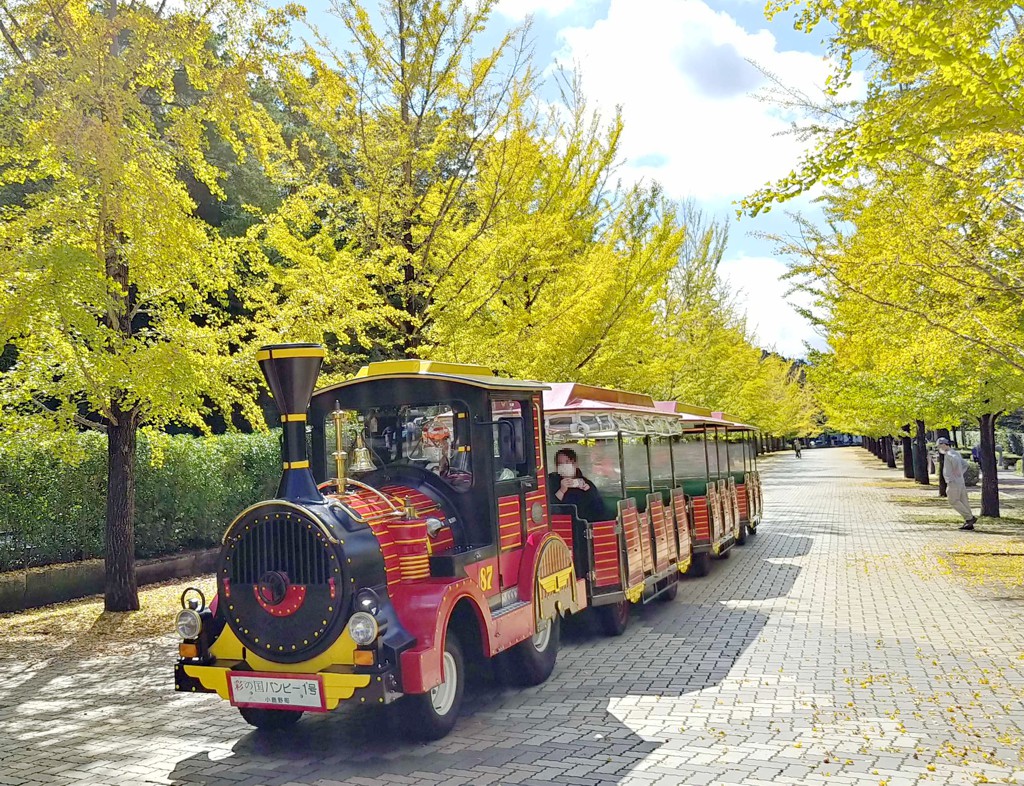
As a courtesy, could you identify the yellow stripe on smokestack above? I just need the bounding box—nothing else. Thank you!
[258,343,325,502]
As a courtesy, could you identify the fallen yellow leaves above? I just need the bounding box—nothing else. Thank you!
[0,574,217,655]
[938,549,1024,594]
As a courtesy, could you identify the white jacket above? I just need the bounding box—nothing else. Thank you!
[942,450,966,485]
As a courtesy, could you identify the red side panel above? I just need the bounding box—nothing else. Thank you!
[365,518,402,589]
[464,556,500,600]
[498,494,522,550]
[498,548,521,591]
[550,513,574,553]
[672,491,691,559]
[591,519,621,587]
[662,497,679,564]
[737,483,749,522]
[649,498,670,572]
[706,484,723,543]
[638,510,654,575]
[620,502,645,587]
[692,495,710,545]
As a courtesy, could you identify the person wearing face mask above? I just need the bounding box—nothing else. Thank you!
[548,447,608,522]
[938,437,977,530]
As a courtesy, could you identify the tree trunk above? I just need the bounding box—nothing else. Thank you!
[979,413,1000,518]
[936,428,951,497]
[884,436,896,468]
[913,420,929,485]
[901,426,914,479]
[100,195,139,611]
[105,404,139,611]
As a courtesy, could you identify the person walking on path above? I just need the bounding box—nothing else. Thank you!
[938,438,977,530]
[793,438,802,458]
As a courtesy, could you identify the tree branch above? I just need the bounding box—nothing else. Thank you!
[30,395,108,433]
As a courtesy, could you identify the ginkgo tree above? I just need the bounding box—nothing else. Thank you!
[0,0,297,610]
[750,0,1024,513]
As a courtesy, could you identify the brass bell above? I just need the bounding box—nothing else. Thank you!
[350,431,376,473]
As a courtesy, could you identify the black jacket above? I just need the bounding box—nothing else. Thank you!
[548,469,609,522]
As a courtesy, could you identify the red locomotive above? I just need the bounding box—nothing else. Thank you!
[173,345,762,739]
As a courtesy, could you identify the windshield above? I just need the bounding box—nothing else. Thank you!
[326,401,473,491]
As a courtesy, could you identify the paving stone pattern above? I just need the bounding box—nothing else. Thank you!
[3,449,1024,785]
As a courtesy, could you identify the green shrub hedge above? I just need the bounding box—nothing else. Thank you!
[0,431,280,571]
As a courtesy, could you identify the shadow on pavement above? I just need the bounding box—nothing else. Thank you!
[166,529,813,786]
[0,458,812,786]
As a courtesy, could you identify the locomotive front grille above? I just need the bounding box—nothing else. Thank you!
[228,517,332,586]
[220,504,348,664]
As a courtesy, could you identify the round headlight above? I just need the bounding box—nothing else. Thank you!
[348,611,378,646]
[175,609,202,640]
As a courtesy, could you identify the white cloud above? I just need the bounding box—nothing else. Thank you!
[719,255,826,359]
[495,0,595,19]
[555,0,833,202]
[550,1,847,357]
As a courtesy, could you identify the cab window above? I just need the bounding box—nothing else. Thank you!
[326,401,473,491]
[491,399,529,480]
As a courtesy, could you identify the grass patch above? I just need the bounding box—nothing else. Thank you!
[892,495,966,508]
[0,574,216,654]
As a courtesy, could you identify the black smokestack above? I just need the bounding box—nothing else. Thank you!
[257,343,325,502]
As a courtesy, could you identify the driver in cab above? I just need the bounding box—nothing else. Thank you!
[548,448,607,522]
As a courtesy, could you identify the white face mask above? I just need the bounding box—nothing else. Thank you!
[939,446,949,455]
[557,462,576,478]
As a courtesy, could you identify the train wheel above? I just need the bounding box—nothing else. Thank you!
[505,615,560,686]
[688,552,711,577]
[597,600,630,636]
[404,633,465,740]
[238,707,303,731]
[659,578,679,602]
[736,521,748,545]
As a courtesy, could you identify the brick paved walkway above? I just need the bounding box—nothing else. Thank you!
[3,448,1024,785]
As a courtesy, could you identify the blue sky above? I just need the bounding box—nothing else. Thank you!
[304,0,834,357]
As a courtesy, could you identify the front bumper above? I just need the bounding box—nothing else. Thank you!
[175,660,391,709]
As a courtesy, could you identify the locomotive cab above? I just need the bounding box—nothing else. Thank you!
[309,361,552,600]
